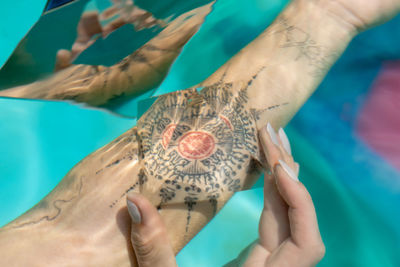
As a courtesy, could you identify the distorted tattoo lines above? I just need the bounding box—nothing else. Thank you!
[117,43,173,78]
[95,148,137,175]
[250,102,289,121]
[12,175,85,228]
[135,67,263,231]
[143,43,178,54]
[109,169,147,208]
[275,16,337,77]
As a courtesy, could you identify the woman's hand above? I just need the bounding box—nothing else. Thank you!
[125,124,324,267]
[243,123,325,267]
[126,193,177,267]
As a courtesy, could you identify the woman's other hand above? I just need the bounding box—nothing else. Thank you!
[125,123,325,267]
[126,193,177,267]
[243,124,325,267]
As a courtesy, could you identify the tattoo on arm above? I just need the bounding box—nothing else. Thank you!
[133,69,286,232]
[12,175,84,228]
[250,103,289,121]
[275,16,338,77]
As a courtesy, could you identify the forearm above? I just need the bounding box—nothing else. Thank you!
[157,0,358,250]
[135,0,359,254]
[0,2,358,265]
[201,0,356,129]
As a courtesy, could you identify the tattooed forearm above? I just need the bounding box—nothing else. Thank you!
[131,69,279,232]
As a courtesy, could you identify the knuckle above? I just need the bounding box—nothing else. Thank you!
[298,183,312,199]
[308,241,326,261]
[131,227,167,263]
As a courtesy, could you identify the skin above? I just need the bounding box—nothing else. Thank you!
[55,3,162,71]
[0,4,212,106]
[125,125,325,267]
[0,0,399,266]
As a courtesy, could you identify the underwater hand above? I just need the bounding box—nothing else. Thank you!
[243,124,325,267]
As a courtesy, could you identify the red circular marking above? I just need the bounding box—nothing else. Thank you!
[219,115,233,130]
[178,131,215,160]
[162,124,177,149]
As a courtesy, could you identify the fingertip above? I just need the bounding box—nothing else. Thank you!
[277,160,299,182]
[294,163,300,177]
[273,163,306,208]
[55,49,72,71]
[266,123,280,147]
[126,195,142,224]
[126,192,158,226]
[259,123,283,170]
[126,191,141,203]
[278,127,292,155]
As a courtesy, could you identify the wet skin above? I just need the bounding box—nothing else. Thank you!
[0,4,212,106]
[2,0,398,265]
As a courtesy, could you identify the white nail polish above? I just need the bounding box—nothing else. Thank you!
[295,163,300,177]
[278,160,299,182]
[266,123,280,146]
[278,128,292,155]
[127,199,142,224]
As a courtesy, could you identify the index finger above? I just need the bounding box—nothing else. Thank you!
[274,162,323,248]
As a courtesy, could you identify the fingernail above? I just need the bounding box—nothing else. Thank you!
[266,123,280,146]
[278,128,292,155]
[278,160,299,182]
[127,199,142,224]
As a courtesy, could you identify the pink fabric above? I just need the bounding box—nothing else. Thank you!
[357,61,400,171]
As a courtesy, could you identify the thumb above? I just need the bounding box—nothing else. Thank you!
[127,192,177,267]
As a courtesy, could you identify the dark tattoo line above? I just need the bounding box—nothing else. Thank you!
[275,16,337,77]
[109,169,148,208]
[143,44,177,53]
[134,66,264,230]
[96,148,136,175]
[13,175,84,228]
[250,102,289,121]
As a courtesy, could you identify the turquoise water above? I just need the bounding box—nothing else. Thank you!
[1,0,400,266]
[0,1,46,68]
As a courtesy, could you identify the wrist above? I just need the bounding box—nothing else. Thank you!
[285,1,358,39]
[310,0,363,34]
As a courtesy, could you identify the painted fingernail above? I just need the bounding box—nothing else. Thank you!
[127,199,142,224]
[278,160,299,182]
[266,123,280,146]
[278,128,292,155]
